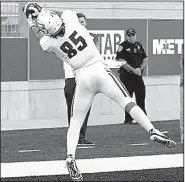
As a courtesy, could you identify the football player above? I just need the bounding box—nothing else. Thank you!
[64,12,99,146]
[22,3,176,181]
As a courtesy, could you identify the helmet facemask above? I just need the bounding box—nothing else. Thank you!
[51,22,65,37]
[34,19,49,35]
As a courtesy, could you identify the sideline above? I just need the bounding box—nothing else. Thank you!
[1,153,183,178]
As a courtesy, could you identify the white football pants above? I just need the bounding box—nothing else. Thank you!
[67,61,154,157]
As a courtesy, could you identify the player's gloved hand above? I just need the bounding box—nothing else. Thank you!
[29,3,42,18]
[22,3,42,19]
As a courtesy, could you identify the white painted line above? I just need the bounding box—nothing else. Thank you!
[129,143,148,146]
[161,131,169,134]
[18,150,40,153]
[1,154,183,178]
[77,146,95,149]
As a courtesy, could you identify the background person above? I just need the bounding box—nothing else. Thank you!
[180,45,184,143]
[116,28,148,125]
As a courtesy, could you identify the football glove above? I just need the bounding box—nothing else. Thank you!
[22,3,42,19]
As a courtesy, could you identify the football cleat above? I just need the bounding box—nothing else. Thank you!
[149,129,176,148]
[78,139,95,146]
[66,154,83,181]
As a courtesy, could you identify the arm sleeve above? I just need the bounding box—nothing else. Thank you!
[115,42,126,60]
[140,44,147,59]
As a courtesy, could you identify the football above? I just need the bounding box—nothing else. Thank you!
[22,3,41,19]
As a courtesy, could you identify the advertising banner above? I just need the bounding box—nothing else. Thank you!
[1,38,27,82]
[29,30,64,80]
[148,19,183,76]
[90,30,125,68]
[87,19,147,70]
[28,19,183,80]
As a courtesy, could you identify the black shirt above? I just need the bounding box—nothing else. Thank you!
[116,40,147,69]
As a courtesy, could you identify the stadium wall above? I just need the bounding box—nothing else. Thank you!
[1,76,180,123]
[1,1,183,125]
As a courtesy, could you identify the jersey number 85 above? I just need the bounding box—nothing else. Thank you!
[60,31,87,59]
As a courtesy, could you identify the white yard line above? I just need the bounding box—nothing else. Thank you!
[161,131,169,134]
[18,150,40,153]
[77,146,95,149]
[129,143,148,146]
[1,154,183,178]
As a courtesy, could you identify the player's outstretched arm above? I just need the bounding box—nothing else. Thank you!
[21,3,45,40]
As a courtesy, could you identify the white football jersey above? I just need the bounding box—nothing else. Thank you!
[40,10,103,70]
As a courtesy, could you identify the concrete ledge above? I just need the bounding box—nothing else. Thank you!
[1,76,180,125]
[143,76,180,86]
[1,81,28,91]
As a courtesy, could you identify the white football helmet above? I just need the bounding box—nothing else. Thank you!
[36,8,65,36]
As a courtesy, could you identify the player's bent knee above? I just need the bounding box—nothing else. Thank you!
[124,97,136,106]
[124,97,136,113]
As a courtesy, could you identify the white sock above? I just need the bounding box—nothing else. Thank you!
[129,105,155,132]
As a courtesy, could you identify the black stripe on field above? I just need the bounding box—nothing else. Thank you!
[1,167,184,181]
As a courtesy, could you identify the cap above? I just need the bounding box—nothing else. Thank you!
[126,28,136,35]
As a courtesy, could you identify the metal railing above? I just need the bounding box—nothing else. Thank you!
[1,2,21,37]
